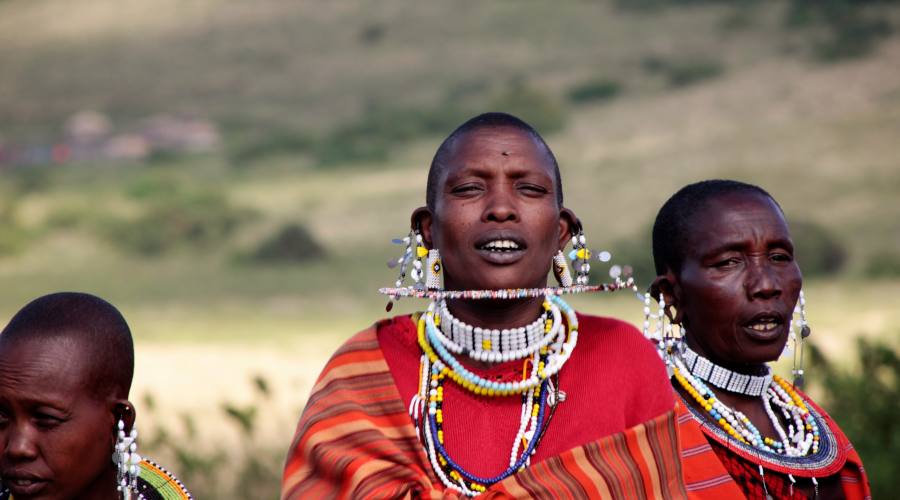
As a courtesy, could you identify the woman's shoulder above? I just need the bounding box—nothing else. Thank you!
[137,458,193,499]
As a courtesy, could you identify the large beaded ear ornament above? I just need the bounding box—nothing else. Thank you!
[567,223,591,285]
[641,292,682,376]
[789,290,811,388]
[113,418,140,500]
[385,227,430,311]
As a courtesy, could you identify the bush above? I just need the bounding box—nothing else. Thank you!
[0,222,28,256]
[643,56,725,88]
[489,82,567,134]
[250,223,324,264]
[786,0,894,61]
[788,219,848,277]
[566,79,623,104]
[313,104,471,166]
[864,250,900,278]
[104,191,253,256]
[808,337,900,499]
[225,129,314,167]
[140,376,283,499]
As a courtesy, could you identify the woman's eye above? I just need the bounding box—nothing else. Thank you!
[770,252,793,262]
[712,258,740,268]
[518,184,548,196]
[451,184,482,195]
[34,414,63,429]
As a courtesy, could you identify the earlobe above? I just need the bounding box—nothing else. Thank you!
[558,208,578,250]
[411,207,434,249]
[112,400,137,432]
[651,272,682,323]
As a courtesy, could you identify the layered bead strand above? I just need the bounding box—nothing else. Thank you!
[672,353,820,457]
[410,295,579,496]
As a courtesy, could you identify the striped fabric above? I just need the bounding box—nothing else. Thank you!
[675,398,871,499]
[282,326,688,499]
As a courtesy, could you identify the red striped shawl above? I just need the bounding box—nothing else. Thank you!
[282,325,687,499]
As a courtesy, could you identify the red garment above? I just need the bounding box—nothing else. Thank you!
[675,395,871,500]
[377,312,675,479]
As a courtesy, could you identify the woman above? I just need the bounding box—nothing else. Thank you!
[647,180,870,499]
[0,292,192,500]
[282,113,684,498]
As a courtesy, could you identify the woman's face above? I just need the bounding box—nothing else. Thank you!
[672,192,802,366]
[0,338,117,500]
[422,126,570,291]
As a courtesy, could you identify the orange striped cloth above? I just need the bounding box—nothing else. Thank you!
[675,396,871,499]
[282,326,688,499]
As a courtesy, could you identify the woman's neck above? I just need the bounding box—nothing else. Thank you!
[79,464,121,500]
[445,296,546,330]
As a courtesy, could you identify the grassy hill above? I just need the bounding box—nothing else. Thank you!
[1,1,899,496]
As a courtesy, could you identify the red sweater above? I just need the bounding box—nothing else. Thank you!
[377,312,674,478]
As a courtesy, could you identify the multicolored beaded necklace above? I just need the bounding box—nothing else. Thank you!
[409,295,578,496]
[672,350,820,457]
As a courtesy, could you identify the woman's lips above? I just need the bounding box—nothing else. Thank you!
[742,314,785,341]
[5,477,49,496]
[475,247,527,265]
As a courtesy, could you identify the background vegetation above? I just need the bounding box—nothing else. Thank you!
[1,0,899,497]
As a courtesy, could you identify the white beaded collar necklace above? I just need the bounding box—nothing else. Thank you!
[437,298,559,363]
[681,344,772,397]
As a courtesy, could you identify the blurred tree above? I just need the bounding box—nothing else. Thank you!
[808,338,900,498]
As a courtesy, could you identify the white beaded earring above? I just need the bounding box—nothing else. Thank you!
[567,226,591,285]
[426,249,442,290]
[112,418,140,500]
[642,292,680,375]
[386,228,429,310]
[552,251,573,288]
[791,290,811,388]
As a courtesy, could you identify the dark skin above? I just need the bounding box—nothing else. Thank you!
[652,191,842,498]
[0,337,135,500]
[413,125,576,333]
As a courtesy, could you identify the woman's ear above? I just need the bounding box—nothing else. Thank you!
[650,271,683,324]
[411,207,434,248]
[558,208,578,251]
[111,400,136,433]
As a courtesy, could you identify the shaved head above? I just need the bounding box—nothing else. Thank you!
[0,292,134,400]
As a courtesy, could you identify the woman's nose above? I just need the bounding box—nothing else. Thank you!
[745,261,782,301]
[4,424,39,461]
[483,187,518,223]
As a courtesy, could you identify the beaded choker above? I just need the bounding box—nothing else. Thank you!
[681,344,772,397]
[438,299,557,363]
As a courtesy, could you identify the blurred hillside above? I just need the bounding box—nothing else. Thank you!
[1,1,900,497]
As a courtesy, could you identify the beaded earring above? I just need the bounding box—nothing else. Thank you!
[791,290,811,388]
[386,228,429,311]
[567,225,591,285]
[113,418,140,499]
[642,292,680,374]
[552,251,573,288]
[426,249,442,290]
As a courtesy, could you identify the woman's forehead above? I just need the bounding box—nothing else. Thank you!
[0,337,92,401]
[685,193,789,253]
[439,127,557,181]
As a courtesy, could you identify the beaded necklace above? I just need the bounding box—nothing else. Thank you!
[409,295,578,496]
[681,344,772,397]
[672,352,820,457]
